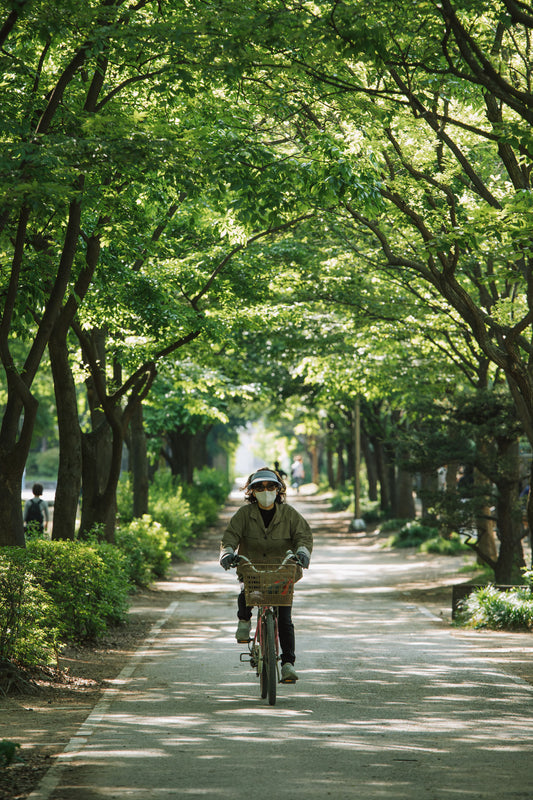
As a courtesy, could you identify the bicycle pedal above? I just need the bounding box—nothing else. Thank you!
[236,637,250,643]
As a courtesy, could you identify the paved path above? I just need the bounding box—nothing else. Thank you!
[30,497,533,799]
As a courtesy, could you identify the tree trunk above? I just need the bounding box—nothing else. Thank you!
[0,195,82,546]
[395,467,416,519]
[372,437,390,512]
[494,484,525,583]
[79,418,119,541]
[129,401,149,518]
[336,444,345,486]
[326,446,335,488]
[162,428,210,483]
[78,334,116,541]
[361,431,378,502]
[493,440,525,584]
[309,437,320,484]
[0,386,37,546]
[48,331,82,540]
[383,442,397,515]
[473,467,498,565]
[419,469,438,522]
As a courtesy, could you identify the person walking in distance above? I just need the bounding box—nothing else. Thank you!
[291,455,305,493]
[23,483,49,536]
[220,467,313,683]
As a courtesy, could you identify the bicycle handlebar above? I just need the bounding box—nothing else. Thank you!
[231,550,300,570]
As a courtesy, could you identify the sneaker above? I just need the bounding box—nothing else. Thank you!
[235,620,251,642]
[281,663,298,683]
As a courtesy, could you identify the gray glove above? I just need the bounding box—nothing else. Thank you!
[220,549,235,570]
[296,548,310,569]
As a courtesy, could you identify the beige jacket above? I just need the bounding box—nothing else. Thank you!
[221,502,313,580]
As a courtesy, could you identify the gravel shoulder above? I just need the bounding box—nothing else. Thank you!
[2,494,532,799]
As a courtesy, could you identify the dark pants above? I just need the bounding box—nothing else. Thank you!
[237,590,295,666]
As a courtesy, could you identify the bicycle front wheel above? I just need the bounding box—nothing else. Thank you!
[261,611,277,706]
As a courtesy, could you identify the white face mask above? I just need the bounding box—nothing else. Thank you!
[255,490,277,507]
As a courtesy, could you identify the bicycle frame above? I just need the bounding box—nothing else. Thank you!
[237,557,297,706]
[240,605,279,705]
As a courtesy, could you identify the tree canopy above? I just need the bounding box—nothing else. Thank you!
[1,0,532,579]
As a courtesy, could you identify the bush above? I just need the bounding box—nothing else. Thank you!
[0,549,59,666]
[0,741,21,767]
[379,518,411,533]
[362,506,384,525]
[183,467,231,532]
[330,490,352,512]
[183,485,220,533]
[25,539,130,641]
[116,515,172,586]
[192,467,231,506]
[116,473,134,524]
[419,532,470,555]
[149,472,194,558]
[387,521,439,548]
[148,467,230,556]
[116,467,230,563]
[457,584,533,630]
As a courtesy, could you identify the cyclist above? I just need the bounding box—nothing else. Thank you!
[220,467,313,683]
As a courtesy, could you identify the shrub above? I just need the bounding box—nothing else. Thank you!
[386,521,439,548]
[379,518,411,533]
[149,472,194,558]
[116,473,134,524]
[362,506,384,525]
[115,515,172,586]
[148,467,230,556]
[330,490,352,512]
[0,549,59,666]
[183,467,231,532]
[26,539,130,641]
[0,741,21,767]
[457,584,533,630]
[419,532,470,555]
[192,467,231,506]
[183,484,219,532]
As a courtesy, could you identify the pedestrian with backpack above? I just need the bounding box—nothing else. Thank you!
[23,483,49,536]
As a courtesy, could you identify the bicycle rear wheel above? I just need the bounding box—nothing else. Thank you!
[262,611,277,706]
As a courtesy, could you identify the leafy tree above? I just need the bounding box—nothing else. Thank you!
[0,0,314,545]
[208,0,533,575]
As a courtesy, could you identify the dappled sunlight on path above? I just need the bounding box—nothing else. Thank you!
[31,497,533,800]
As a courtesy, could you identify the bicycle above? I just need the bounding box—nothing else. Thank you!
[232,553,298,706]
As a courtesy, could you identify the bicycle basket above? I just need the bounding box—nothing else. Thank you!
[240,563,297,607]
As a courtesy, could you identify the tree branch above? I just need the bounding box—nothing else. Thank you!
[191,212,314,306]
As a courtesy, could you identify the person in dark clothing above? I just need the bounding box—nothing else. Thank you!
[23,483,49,535]
[220,467,313,683]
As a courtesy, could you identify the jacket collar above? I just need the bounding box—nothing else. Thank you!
[250,502,279,524]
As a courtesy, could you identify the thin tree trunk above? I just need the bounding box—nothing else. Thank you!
[48,331,81,540]
[395,467,416,519]
[493,440,525,583]
[373,437,390,512]
[419,469,438,522]
[336,444,345,486]
[130,401,149,517]
[473,467,498,565]
[361,431,378,502]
